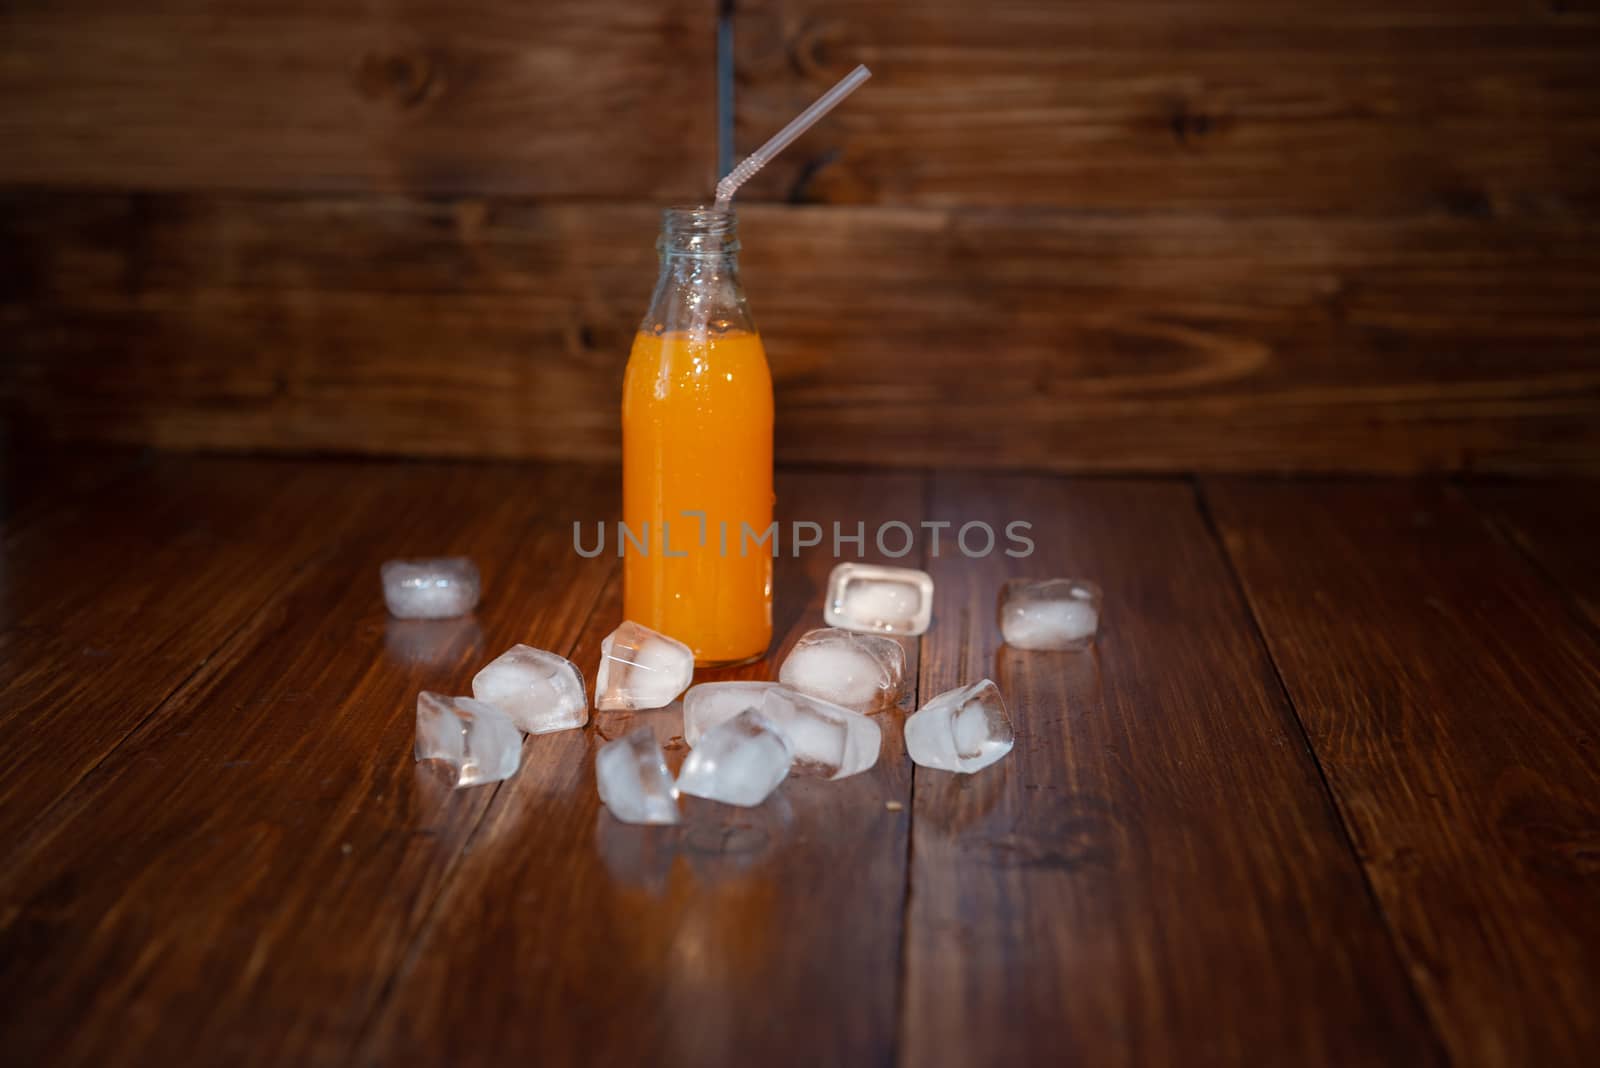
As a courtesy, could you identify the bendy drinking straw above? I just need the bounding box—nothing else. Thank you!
[714,64,871,210]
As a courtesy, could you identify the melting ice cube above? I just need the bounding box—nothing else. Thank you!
[823,563,934,636]
[414,691,521,788]
[596,727,680,825]
[676,709,793,807]
[595,620,695,711]
[778,627,907,713]
[904,678,1014,774]
[382,557,481,620]
[471,644,588,734]
[759,687,881,779]
[999,578,1102,650]
[683,681,782,746]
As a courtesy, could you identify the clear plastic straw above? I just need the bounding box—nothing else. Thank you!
[714,64,871,210]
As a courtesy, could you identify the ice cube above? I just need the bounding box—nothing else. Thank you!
[595,620,695,711]
[382,557,481,619]
[414,691,522,788]
[823,563,934,636]
[676,709,792,807]
[595,727,680,825]
[683,681,782,746]
[904,678,1014,773]
[999,578,1102,650]
[759,687,881,779]
[471,644,588,734]
[778,627,907,713]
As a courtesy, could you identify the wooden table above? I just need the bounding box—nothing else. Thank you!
[2,455,1597,1067]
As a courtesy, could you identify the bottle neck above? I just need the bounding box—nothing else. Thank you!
[642,207,756,337]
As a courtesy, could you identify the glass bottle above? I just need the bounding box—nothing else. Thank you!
[622,207,774,666]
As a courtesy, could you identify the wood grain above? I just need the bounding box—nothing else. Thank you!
[1466,482,1600,632]
[361,470,923,1068]
[0,460,617,1067]
[903,474,1441,1066]
[6,193,1599,474]
[0,458,398,849]
[0,1,714,198]
[3,1,1598,478]
[1205,479,1600,1066]
[4,460,1597,1065]
[732,0,1600,214]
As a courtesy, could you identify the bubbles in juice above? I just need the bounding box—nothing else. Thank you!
[622,328,774,666]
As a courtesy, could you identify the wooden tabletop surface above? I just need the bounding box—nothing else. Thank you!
[2,455,1597,1068]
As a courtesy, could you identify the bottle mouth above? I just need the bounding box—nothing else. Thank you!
[663,205,736,236]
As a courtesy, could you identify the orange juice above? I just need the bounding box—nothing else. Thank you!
[622,328,773,665]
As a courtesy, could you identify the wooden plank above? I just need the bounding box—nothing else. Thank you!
[732,0,1600,214]
[0,457,402,850]
[6,193,1600,474]
[361,470,923,1067]
[903,474,1441,1065]
[0,193,654,462]
[0,1,715,198]
[1466,482,1600,632]
[0,460,618,1067]
[1204,479,1600,1066]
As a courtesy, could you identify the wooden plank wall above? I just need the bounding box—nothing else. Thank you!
[3,1,1599,473]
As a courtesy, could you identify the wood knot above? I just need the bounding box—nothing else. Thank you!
[789,19,864,81]
[1168,101,1216,148]
[453,199,489,238]
[356,50,438,109]
[971,796,1121,872]
[785,147,843,203]
[1437,184,1494,219]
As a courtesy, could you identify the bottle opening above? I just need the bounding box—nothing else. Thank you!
[663,205,736,236]
[659,206,739,256]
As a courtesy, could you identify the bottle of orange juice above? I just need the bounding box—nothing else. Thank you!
[622,207,773,666]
